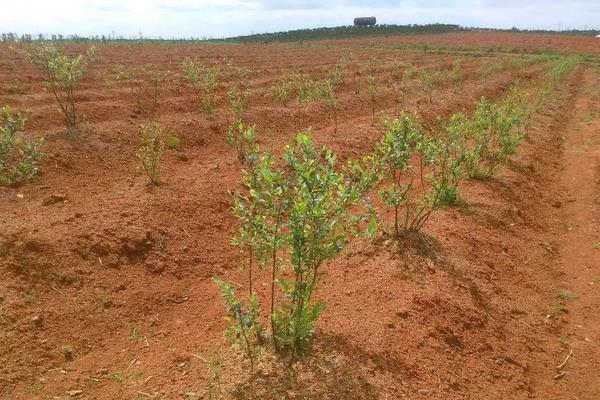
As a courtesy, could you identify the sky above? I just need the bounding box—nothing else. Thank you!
[0,0,599,39]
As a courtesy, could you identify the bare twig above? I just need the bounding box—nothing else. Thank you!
[192,353,208,363]
[229,280,243,289]
[556,349,573,370]
[137,391,153,397]
[181,226,191,238]
[166,296,189,304]
[127,356,139,370]
[51,286,64,295]
[554,371,567,380]
[518,319,533,329]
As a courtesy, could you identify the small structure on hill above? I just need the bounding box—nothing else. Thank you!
[354,17,376,27]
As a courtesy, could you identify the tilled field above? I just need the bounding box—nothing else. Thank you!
[0,32,599,399]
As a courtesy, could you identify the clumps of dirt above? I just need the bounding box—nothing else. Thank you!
[118,231,155,261]
[42,193,68,206]
[81,229,169,274]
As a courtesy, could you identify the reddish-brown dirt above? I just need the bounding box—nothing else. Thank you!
[543,68,600,397]
[334,31,600,54]
[0,32,599,399]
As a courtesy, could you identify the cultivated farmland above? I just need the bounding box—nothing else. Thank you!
[1,32,599,399]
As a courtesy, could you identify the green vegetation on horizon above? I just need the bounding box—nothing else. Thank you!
[1,24,599,44]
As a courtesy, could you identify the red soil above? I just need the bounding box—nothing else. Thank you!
[334,31,600,54]
[0,33,598,399]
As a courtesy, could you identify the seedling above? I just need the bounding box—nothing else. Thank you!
[558,333,571,349]
[22,42,95,131]
[98,295,111,311]
[182,57,220,113]
[467,88,528,178]
[556,289,573,300]
[295,75,317,117]
[212,277,262,370]
[165,133,182,149]
[419,69,441,103]
[133,66,167,120]
[131,327,142,342]
[0,106,43,186]
[366,75,381,125]
[449,60,463,83]
[138,123,166,186]
[110,64,168,120]
[430,113,473,206]
[270,79,294,107]
[215,132,376,366]
[311,79,339,133]
[226,122,258,165]
[327,58,348,87]
[387,77,407,113]
[375,113,438,235]
[227,86,251,126]
[205,350,224,400]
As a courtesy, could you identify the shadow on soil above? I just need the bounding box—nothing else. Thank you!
[231,332,416,400]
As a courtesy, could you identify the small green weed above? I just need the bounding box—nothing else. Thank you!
[556,288,573,300]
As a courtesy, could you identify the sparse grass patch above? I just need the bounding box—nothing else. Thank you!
[98,295,111,311]
[165,132,183,149]
[558,333,571,349]
[131,326,142,342]
[580,113,594,125]
[556,288,573,300]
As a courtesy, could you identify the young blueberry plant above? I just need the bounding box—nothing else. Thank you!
[429,113,472,206]
[375,113,439,235]
[182,57,220,113]
[295,75,317,120]
[419,69,441,104]
[327,58,348,87]
[451,60,463,83]
[227,86,251,126]
[366,75,381,126]
[311,79,339,133]
[138,123,166,186]
[226,122,258,165]
[0,106,43,186]
[23,42,95,132]
[212,277,262,371]
[111,64,168,120]
[270,79,294,107]
[273,132,375,363]
[214,131,376,368]
[467,89,528,179]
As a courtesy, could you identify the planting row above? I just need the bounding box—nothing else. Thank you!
[210,56,579,368]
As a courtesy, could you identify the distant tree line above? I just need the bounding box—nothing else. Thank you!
[0,32,213,43]
[1,24,598,44]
